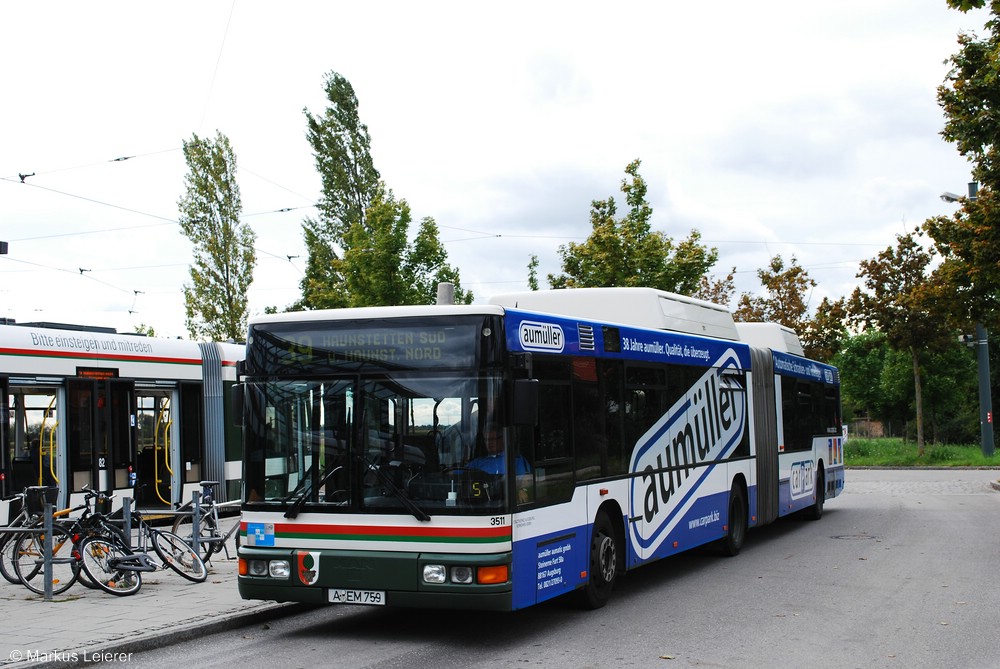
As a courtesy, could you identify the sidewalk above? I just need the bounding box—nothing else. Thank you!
[0,527,296,668]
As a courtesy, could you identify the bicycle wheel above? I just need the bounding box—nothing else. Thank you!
[172,509,221,561]
[150,529,207,583]
[78,537,142,596]
[0,533,23,584]
[0,511,32,584]
[12,526,80,596]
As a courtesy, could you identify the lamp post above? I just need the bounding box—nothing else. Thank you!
[973,322,993,457]
[940,182,994,457]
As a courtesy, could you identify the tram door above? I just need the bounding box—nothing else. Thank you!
[67,379,135,501]
[134,390,175,508]
[6,384,62,494]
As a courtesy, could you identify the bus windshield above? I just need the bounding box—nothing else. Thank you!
[242,316,519,516]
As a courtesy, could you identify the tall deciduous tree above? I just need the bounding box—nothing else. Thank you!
[732,255,848,362]
[297,71,469,308]
[177,131,255,341]
[692,267,736,307]
[733,255,815,334]
[801,297,848,362]
[848,231,950,455]
[931,0,1000,327]
[527,254,540,291]
[548,159,717,293]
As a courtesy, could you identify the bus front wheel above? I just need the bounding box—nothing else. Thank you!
[580,512,619,609]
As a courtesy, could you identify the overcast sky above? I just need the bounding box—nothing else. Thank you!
[0,1,987,338]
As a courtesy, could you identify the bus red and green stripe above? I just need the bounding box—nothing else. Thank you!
[242,521,511,545]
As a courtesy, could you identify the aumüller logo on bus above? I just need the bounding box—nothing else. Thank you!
[628,348,746,555]
[518,320,564,352]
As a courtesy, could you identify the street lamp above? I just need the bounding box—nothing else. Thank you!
[940,182,994,457]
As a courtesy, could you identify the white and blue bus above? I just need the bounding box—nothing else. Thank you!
[236,288,844,610]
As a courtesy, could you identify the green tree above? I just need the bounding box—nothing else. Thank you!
[801,297,848,362]
[733,255,816,334]
[931,1,1000,326]
[921,344,979,443]
[939,1,1000,192]
[297,71,469,308]
[177,131,255,341]
[527,254,540,291]
[841,336,979,444]
[692,267,736,307]
[848,231,950,454]
[835,330,896,429]
[548,159,717,293]
[924,190,1000,328]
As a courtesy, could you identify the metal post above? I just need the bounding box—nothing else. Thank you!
[122,497,133,549]
[975,322,994,456]
[43,501,53,601]
[191,490,201,557]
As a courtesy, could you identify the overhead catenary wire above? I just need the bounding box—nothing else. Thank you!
[1,142,895,325]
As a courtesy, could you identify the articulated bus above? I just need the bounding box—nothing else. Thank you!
[0,321,245,522]
[235,288,844,610]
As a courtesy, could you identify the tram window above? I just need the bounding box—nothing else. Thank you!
[7,390,59,489]
[180,383,203,474]
[109,384,133,468]
[11,391,58,460]
[68,385,95,469]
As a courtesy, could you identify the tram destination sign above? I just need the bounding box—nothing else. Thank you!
[76,366,120,379]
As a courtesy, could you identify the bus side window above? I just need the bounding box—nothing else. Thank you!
[530,381,574,506]
[518,356,575,507]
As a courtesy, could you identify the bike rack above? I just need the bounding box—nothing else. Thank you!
[0,486,63,601]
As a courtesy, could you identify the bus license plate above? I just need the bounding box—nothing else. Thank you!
[328,589,385,606]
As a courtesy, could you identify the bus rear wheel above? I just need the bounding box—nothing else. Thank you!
[580,512,619,609]
[804,468,825,521]
[720,484,746,557]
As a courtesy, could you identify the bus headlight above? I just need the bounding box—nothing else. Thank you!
[247,559,268,577]
[450,566,474,584]
[269,560,290,578]
[423,564,447,584]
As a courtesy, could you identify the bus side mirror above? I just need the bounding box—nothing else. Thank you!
[231,383,244,427]
[512,379,539,426]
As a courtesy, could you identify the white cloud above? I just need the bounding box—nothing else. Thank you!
[0,0,988,336]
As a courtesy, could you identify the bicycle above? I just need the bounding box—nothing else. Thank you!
[11,488,151,597]
[119,506,207,583]
[171,481,241,562]
[8,487,120,596]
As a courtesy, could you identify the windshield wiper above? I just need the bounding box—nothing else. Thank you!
[358,452,431,522]
[284,461,325,519]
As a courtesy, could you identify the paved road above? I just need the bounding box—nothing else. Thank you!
[87,469,1000,669]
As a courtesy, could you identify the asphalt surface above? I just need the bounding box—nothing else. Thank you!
[1,470,998,668]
